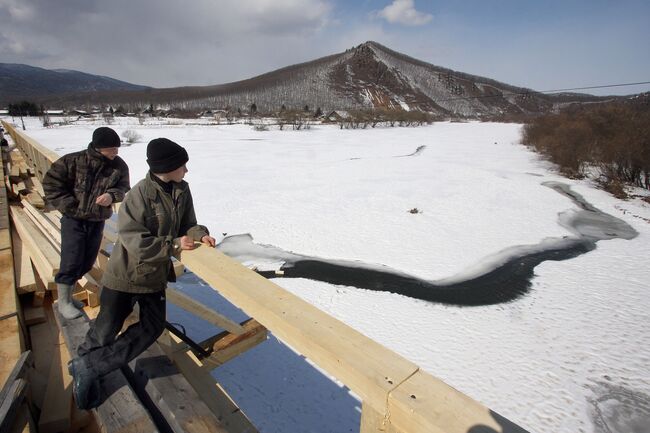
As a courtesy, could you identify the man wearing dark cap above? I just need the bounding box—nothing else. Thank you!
[68,137,215,409]
[43,126,130,320]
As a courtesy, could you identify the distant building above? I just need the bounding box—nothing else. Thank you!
[199,109,228,119]
[71,109,92,118]
[325,110,350,122]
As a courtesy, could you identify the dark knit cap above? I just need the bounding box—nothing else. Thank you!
[91,127,121,148]
[146,138,189,173]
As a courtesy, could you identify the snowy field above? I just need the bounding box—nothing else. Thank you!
[4,116,650,433]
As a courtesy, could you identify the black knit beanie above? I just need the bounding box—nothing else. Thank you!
[91,127,121,148]
[146,138,189,173]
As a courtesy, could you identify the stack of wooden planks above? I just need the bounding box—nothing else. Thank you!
[4,148,44,209]
[0,136,32,432]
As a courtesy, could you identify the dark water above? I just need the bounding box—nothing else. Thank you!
[220,182,637,306]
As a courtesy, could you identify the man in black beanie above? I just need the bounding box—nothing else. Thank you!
[43,126,130,320]
[68,137,215,410]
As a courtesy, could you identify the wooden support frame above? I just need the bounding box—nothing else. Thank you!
[199,319,267,370]
[157,331,259,433]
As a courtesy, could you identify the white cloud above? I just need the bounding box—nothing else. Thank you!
[0,0,36,21]
[0,0,335,87]
[378,0,432,26]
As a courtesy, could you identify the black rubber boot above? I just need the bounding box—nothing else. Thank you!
[68,357,101,410]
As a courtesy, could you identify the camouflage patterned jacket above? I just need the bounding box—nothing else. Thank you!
[43,145,130,221]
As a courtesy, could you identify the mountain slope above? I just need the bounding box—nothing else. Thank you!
[0,63,149,103]
[6,42,611,116]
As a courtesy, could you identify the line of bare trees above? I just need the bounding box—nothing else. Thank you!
[522,102,650,195]
[337,109,435,129]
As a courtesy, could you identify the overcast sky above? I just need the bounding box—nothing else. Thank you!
[1,0,649,96]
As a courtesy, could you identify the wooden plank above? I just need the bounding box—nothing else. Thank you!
[86,288,99,308]
[166,287,245,335]
[0,351,32,407]
[200,319,267,370]
[23,306,46,326]
[18,163,29,179]
[387,369,530,433]
[0,378,28,432]
[69,402,93,433]
[12,181,26,194]
[43,211,61,229]
[179,246,419,413]
[0,317,22,393]
[360,401,397,433]
[172,259,185,278]
[158,331,259,433]
[10,227,37,293]
[9,206,58,283]
[27,298,57,412]
[0,228,10,250]
[0,248,18,319]
[8,402,35,433]
[9,165,20,180]
[52,307,160,433]
[38,337,72,433]
[24,193,44,209]
[21,200,61,246]
[129,342,229,433]
[28,176,44,200]
[31,268,46,307]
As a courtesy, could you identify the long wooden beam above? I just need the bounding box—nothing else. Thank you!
[179,246,418,414]
[179,246,530,433]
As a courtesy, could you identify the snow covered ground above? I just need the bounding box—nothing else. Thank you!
[5,116,650,433]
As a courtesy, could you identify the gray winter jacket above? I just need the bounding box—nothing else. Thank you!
[101,172,209,293]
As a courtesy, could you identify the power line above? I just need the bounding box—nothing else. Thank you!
[436,80,650,103]
[538,81,650,94]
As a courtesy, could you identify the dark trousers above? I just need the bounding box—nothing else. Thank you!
[56,215,105,285]
[78,286,166,377]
